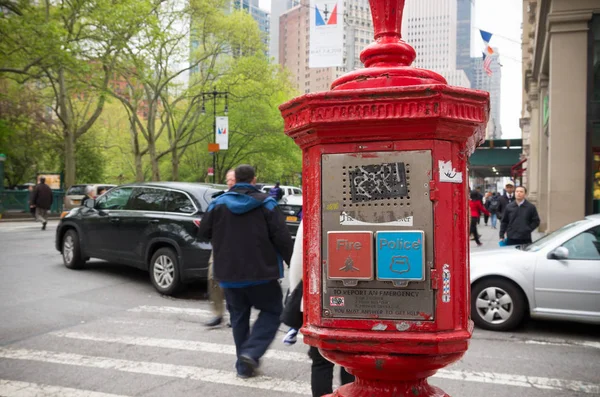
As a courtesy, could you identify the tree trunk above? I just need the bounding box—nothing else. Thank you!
[130,121,144,182]
[58,68,76,189]
[64,130,76,188]
[148,138,160,181]
[171,149,179,181]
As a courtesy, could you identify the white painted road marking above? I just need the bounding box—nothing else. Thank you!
[47,331,600,394]
[0,348,312,395]
[127,305,214,316]
[51,331,310,363]
[0,379,130,397]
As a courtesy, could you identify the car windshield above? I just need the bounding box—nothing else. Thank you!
[67,185,87,195]
[523,220,587,252]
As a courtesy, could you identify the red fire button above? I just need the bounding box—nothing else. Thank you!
[327,231,374,280]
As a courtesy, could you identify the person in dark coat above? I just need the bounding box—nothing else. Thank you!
[30,177,53,230]
[197,164,294,379]
[498,180,516,220]
[499,186,540,246]
[269,182,284,201]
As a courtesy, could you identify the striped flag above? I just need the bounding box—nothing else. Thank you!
[480,29,494,76]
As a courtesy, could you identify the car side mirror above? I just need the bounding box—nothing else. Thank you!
[550,246,569,260]
[85,199,95,209]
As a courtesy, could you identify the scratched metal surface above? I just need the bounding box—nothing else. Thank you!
[321,150,435,320]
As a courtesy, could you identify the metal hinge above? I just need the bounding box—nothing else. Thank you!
[429,180,439,201]
[430,268,440,290]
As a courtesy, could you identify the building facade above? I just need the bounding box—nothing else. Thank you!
[269,0,299,63]
[230,0,270,51]
[401,0,471,89]
[521,0,600,232]
[278,0,373,93]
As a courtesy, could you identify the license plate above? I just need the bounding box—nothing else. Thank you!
[72,200,81,204]
[286,216,298,222]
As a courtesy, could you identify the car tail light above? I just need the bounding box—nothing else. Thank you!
[193,219,201,227]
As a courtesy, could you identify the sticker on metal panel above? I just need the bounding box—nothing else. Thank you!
[375,231,425,281]
[330,296,345,307]
[340,211,414,226]
[442,264,451,303]
[327,231,374,280]
[439,160,463,183]
[349,162,408,202]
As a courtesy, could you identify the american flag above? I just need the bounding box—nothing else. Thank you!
[480,29,494,77]
[483,54,493,76]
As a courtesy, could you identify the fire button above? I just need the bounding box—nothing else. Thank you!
[327,231,374,280]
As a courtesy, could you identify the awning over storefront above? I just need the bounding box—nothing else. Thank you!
[469,139,523,178]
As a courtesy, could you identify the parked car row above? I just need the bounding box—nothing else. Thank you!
[56,182,221,295]
[56,182,303,295]
[57,180,600,332]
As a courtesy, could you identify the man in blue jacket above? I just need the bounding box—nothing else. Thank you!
[198,164,294,378]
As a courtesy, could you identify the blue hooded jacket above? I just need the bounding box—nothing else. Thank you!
[198,183,294,288]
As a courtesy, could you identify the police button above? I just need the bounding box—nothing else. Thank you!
[375,231,425,283]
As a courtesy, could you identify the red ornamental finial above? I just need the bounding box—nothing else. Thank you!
[332,0,445,90]
[361,0,416,68]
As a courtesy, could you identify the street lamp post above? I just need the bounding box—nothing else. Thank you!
[200,89,229,184]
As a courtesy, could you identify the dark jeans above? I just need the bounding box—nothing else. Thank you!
[484,213,489,225]
[470,217,481,244]
[506,238,532,246]
[308,346,355,397]
[224,280,283,374]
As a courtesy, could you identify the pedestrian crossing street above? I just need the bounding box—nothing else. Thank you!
[1,303,599,397]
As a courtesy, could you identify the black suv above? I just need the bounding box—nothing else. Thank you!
[55,182,222,295]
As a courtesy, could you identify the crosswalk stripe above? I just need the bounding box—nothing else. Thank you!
[49,331,600,394]
[127,306,213,316]
[0,348,312,395]
[0,379,129,397]
[51,331,310,363]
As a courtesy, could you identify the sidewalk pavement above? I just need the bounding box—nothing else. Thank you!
[471,216,545,252]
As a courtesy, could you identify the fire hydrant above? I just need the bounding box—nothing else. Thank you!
[279,0,489,396]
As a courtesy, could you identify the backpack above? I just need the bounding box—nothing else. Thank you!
[489,197,500,211]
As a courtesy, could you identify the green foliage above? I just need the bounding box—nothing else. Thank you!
[1,0,303,188]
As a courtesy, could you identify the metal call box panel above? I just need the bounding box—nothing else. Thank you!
[322,151,434,321]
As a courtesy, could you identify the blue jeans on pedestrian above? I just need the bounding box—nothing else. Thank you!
[491,213,498,228]
[223,280,283,374]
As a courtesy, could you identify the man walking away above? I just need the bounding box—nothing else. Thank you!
[498,181,516,220]
[483,191,492,226]
[198,165,293,378]
[205,169,237,327]
[31,177,53,230]
[500,186,540,246]
[487,192,501,229]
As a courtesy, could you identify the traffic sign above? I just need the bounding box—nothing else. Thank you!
[327,231,373,280]
[375,231,425,281]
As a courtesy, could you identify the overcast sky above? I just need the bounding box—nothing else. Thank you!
[259,0,523,139]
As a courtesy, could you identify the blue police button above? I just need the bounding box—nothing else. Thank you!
[375,231,425,281]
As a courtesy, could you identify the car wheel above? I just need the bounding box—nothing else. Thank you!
[471,278,526,331]
[149,247,181,295]
[62,229,85,269]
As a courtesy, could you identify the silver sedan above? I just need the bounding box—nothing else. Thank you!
[470,214,600,331]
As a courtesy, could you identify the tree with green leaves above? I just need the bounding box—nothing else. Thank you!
[0,0,159,188]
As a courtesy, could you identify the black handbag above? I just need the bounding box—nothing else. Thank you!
[281,280,303,329]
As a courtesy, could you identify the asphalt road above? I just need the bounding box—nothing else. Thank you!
[0,220,599,397]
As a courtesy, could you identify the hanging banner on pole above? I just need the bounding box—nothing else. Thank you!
[309,0,344,68]
[215,116,228,150]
